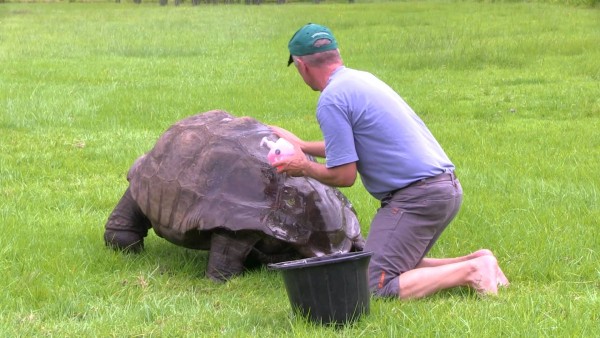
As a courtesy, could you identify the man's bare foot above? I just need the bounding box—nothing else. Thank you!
[497,267,510,287]
[468,249,494,259]
[469,255,499,295]
[469,249,509,287]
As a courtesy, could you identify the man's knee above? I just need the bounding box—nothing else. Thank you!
[104,230,144,253]
[369,271,401,298]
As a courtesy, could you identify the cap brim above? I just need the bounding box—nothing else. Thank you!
[287,54,293,67]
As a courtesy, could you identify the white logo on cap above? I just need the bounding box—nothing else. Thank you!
[311,32,331,38]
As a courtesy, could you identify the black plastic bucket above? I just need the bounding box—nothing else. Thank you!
[268,251,373,325]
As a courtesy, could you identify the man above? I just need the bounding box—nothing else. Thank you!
[270,23,509,299]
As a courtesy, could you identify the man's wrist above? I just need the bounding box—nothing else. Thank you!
[302,160,313,177]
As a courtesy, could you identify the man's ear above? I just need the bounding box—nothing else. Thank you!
[295,57,305,69]
[298,58,312,74]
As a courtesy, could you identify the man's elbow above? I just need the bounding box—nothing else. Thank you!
[336,173,357,187]
[328,163,357,187]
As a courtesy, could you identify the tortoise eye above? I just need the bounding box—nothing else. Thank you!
[275,149,281,155]
[284,198,296,208]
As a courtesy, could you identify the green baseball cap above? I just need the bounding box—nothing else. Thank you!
[287,23,338,66]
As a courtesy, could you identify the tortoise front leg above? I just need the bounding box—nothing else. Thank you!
[206,230,260,282]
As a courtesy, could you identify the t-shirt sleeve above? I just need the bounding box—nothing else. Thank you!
[316,103,358,168]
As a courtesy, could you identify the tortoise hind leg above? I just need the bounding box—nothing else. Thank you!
[104,187,151,253]
[206,230,260,282]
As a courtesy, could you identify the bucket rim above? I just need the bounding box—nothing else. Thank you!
[267,251,373,271]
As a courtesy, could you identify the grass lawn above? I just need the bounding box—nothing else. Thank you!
[1,1,599,336]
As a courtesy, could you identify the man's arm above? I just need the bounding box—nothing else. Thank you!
[269,125,326,157]
[300,141,326,158]
[271,142,357,187]
[301,160,357,187]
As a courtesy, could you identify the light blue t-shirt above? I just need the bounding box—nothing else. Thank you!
[317,66,455,200]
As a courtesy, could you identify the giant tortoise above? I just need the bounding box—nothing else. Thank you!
[104,110,364,282]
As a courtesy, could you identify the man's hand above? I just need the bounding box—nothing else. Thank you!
[271,142,310,177]
[269,125,326,158]
[269,125,304,147]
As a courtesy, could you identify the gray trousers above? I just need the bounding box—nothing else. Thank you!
[364,172,463,297]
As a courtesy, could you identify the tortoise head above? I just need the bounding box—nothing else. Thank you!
[263,172,362,255]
